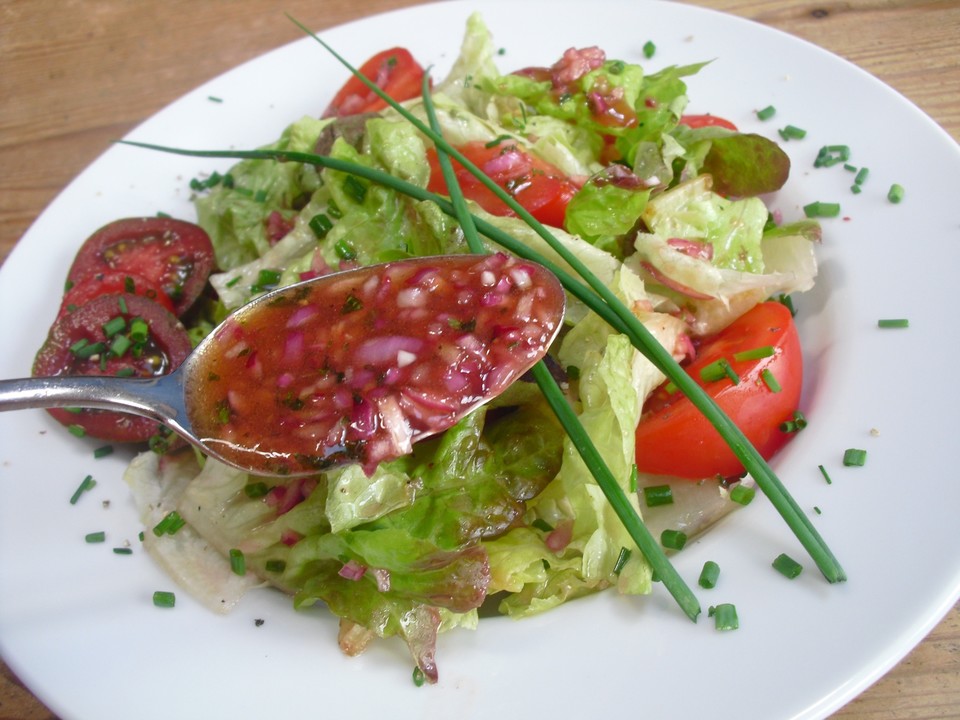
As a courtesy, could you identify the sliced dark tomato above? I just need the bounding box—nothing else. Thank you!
[33,293,192,442]
[634,301,802,479]
[58,270,175,318]
[426,141,580,229]
[322,47,426,118]
[65,217,215,317]
[679,114,739,131]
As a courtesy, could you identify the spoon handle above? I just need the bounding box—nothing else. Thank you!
[0,373,186,428]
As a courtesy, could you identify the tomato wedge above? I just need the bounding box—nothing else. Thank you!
[322,47,426,118]
[59,270,175,318]
[33,293,193,442]
[65,217,215,317]
[634,301,802,479]
[679,114,739,131]
[426,141,579,229]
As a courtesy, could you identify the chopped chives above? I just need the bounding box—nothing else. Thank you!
[775,293,796,316]
[412,666,426,687]
[85,531,106,543]
[67,424,87,438]
[309,212,333,238]
[343,175,367,202]
[642,40,656,59]
[114,367,136,378]
[152,590,176,608]
[814,145,851,167]
[70,475,96,504]
[887,183,905,203]
[698,560,721,589]
[760,368,782,393]
[778,124,807,140]
[72,341,106,359]
[207,95,223,103]
[854,167,869,185]
[843,163,857,172]
[878,318,909,328]
[756,105,776,121]
[531,517,554,533]
[117,296,128,315]
[779,410,807,433]
[843,448,867,467]
[818,464,833,485]
[733,345,775,362]
[244,481,270,498]
[102,316,126,337]
[113,547,134,555]
[700,358,739,385]
[109,333,132,358]
[772,552,804,579]
[660,529,688,551]
[803,201,841,218]
[93,445,114,459]
[225,275,242,288]
[629,464,638,493]
[229,548,246,576]
[709,603,739,630]
[153,510,187,536]
[643,484,674,507]
[334,239,357,261]
[730,484,756,506]
[129,318,149,343]
[613,547,632,575]
[265,559,286,573]
[813,506,822,515]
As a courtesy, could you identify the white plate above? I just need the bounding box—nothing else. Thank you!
[2,1,958,718]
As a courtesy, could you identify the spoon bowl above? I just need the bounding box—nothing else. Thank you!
[1,254,565,476]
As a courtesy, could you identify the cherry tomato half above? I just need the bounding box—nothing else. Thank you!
[59,270,175,318]
[426,141,580,229]
[65,217,215,317]
[322,47,426,118]
[634,301,802,479]
[678,114,739,131]
[33,293,193,442]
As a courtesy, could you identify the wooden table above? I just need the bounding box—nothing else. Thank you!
[1,1,957,717]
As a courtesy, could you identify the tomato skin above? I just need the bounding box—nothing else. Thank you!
[634,302,802,480]
[322,47,425,118]
[426,141,579,229]
[59,270,175,318]
[679,114,738,131]
[66,217,215,317]
[33,293,192,442]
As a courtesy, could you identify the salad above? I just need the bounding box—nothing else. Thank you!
[32,12,821,683]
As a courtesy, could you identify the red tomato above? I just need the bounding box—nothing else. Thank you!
[59,270,175,318]
[678,114,739,131]
[426,141,579,229]
[65,217,215,317]
[634,301,802,479]
[322,47,426,118]
[33,293,193,442]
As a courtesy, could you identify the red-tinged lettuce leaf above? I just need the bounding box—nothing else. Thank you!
[701,133,791,197]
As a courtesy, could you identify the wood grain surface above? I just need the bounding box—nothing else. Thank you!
[1,1,958,718]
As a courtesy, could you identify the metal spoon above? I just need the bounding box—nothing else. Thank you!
[0,254,565,477]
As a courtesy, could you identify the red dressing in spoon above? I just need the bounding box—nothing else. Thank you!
[187,253,565,476]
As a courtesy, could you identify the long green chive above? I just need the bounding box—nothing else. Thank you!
[661,529,687,551]
[843,448,867,467]
[229,548,246,576]
[887,183,905,203]
[698,560,720,589]
[709,603,739,630]
[878,318,909,328]
[756,105,776,121]
[153,590,176,608]
[422,69,700,620]
[760,368,782,393]
[643,484,674,507]
[125,26,846,586]
[85,531,106,543]
[70,475,96,504]
[772,552,803,578]
[730,484,755,506]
